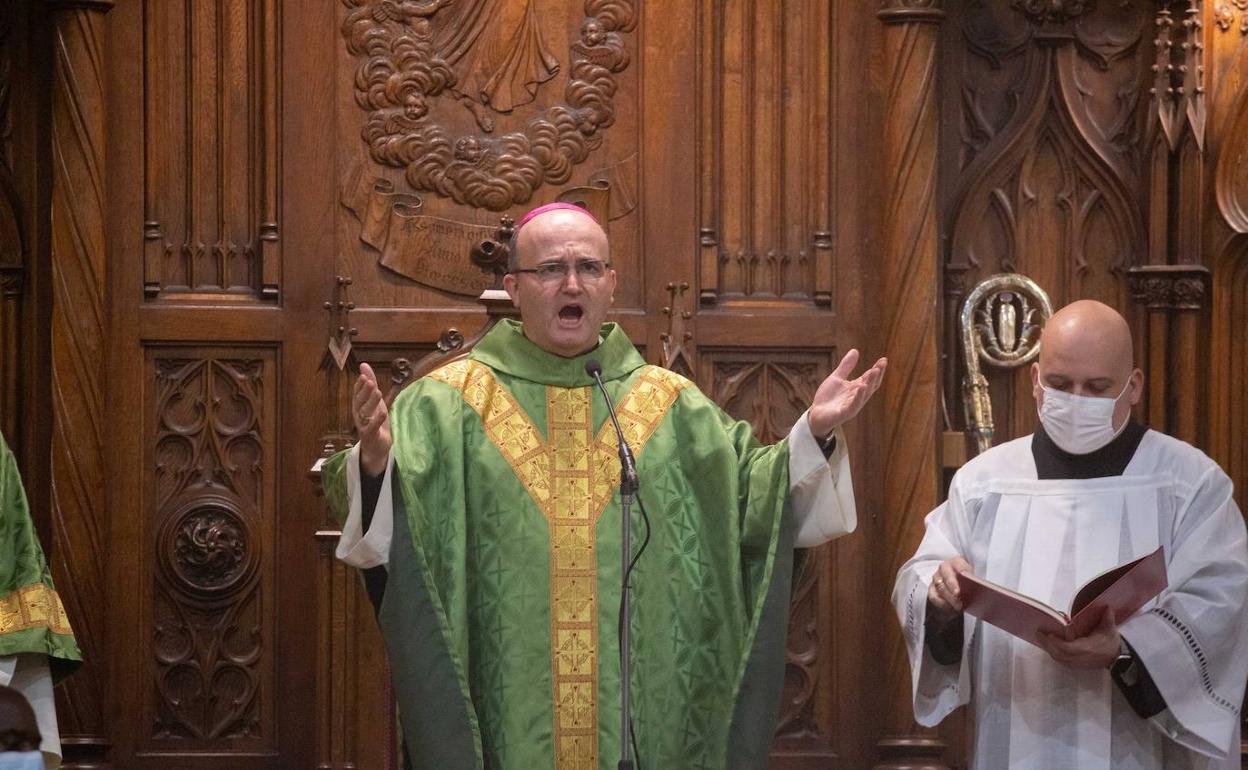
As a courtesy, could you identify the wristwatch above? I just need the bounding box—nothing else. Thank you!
[1110,637,1139,686]
[817,432,838,456]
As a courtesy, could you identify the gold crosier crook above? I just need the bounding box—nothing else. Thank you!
[960,274,1054,454]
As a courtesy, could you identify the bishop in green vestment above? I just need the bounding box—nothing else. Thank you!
[0,430,81,768]
[322,203,886,769]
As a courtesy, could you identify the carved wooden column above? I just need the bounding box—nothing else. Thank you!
[1128,266,1210,446]
[1133,4,1211,450]
[875,1,947,769]
[0,1,21,445]
[46,0,113,766]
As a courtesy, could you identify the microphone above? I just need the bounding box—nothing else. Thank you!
[585,359,637,493]
[585,358,638,770]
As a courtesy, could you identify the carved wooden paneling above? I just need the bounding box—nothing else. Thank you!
[0,0,21,445]
[1206,9,1248,750]
[706,353,826,443]
[697,0,833,307]
[314,534,397,770]
[703,350,843,760]
[142,0,280,301]
[336,0,644,313]
[940,1,1155,454]
[341,0,635,212]
[48,2,114,766]
[1212,0,1248,34]
[145,351,276,756]
[1211,13,1248,504]
[877,3,946,768]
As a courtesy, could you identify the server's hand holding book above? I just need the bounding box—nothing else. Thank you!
[955,547,1167,648]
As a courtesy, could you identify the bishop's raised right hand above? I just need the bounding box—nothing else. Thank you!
[354,363,392,477]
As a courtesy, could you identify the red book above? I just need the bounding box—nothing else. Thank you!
[955,546,1167,647]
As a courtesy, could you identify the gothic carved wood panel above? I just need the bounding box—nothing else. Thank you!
[697,0,835,308]
[1206,10,1248,744]
[142,0,280,301]
[702,350,845,761]
[940,1,1155,448]
[144,350,277,759]
[49,3,113,762]
[0,0,23,446]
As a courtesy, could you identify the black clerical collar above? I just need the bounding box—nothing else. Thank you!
[1032,420,1147,480]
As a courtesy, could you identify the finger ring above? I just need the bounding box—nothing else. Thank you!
[934,577,944,587]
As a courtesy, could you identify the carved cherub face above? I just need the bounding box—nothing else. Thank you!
[581,18,606,47]
[403,91,428,120]
[455,136,483,163]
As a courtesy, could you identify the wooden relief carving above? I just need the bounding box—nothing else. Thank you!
[1128,264,1210,311]
[878,2,945,766]
[946,2,1152,323]
[142,0,281,300]
[341,0,636,212]
[697,0,834,307]
[0,1,20,443]
[1214,57,1248,238]
[707,350,834,751]
[659,281,693,379]
[1213,0,1248,34]
[151,357,271,744]
[710,355,823,444]
[773,548,824,746]
[1210,24,1248,525]
[48,3,114,763]
[1010,0,1092,24]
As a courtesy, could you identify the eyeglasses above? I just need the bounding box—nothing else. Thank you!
[511,259,612,284]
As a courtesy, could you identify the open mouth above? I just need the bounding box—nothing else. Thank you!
[558,304,584,324]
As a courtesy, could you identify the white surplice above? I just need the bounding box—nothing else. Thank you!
[893,430,1248,770]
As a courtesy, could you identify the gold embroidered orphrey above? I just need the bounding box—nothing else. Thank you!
[0,583,73,636]
[428,360,690,769]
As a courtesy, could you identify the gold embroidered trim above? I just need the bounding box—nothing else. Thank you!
[429,360,552,512]
[548,386,599,768]
[429,361,689,769]
[0,583,73,636]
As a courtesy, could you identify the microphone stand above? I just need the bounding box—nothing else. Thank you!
[586,361,638,770]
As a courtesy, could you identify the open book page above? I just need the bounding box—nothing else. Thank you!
[956,546,1167,647]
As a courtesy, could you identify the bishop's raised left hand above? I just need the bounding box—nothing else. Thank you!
[807,349,887,439]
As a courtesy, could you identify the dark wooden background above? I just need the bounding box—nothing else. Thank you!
[0,1,1245,768]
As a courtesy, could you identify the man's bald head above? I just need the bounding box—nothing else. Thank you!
[1032,299,1142,429]
[1041,300,1134,380]
[508,204,608,271]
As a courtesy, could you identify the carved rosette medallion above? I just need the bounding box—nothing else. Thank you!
[342,0,637,211]
[157,495,258,603]
[152,357,266,741]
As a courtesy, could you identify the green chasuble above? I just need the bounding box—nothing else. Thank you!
[323,320,797,770]
[0,431,81,680]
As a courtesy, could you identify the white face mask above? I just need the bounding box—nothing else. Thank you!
[0,751,45,770]
[1037,379,1131,455]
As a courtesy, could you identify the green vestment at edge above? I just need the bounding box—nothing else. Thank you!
[0,431,81,678]
[323,321,798,770]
